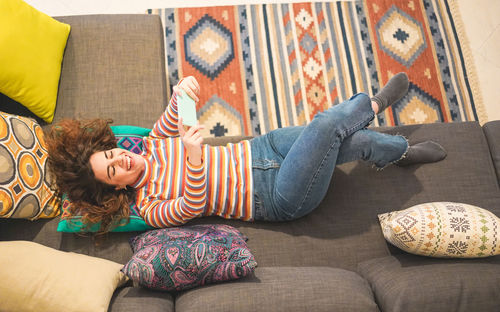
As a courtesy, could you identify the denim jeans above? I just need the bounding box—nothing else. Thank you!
[250,93,408,221]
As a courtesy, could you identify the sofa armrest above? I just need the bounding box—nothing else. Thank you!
[50,14,167,129]
[483,120,500,186]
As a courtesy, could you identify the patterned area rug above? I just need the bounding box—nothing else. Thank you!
[148,0,485,137]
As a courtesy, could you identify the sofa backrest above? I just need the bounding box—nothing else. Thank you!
[50,14,167,129]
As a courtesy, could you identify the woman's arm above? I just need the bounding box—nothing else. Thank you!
[178,119,204,166]
[140,109,207,228]
[150,76,200,138]
[137,161,207,227]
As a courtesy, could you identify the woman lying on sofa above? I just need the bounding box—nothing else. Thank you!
[46,73,446,232]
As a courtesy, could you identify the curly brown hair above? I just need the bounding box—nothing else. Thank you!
[45,119,135,233]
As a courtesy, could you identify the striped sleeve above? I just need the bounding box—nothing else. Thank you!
[138,160,207,228]
[150,79,185,138]
[183,160,207,213]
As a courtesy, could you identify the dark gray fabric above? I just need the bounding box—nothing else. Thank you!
[483,121,500,186]
[48,15,167,129]
[175,267,379,312]
[109,286,174,312]
[0,218,90,254]
[0,219,137,264]
[1,122,499,272]
[358,254,500,312]
[88,231,137,264]
[0,93,45,125]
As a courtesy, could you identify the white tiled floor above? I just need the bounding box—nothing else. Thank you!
[25,0,500,122]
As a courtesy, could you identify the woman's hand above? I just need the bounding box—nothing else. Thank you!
[174,76,200,102]
[178,117,204,166]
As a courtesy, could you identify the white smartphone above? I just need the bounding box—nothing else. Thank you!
[178,89,198,127]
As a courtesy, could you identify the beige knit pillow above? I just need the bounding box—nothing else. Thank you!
[379,202,500,258]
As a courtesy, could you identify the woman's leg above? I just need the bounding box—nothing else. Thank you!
[271,93,375,220]
[267,128,408,221]
[264,120,442,221]
[336,129,408,168]
[253,73,414,221]
[268,127,408,169]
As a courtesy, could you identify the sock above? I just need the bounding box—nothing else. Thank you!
[396,141,447,166]
[372,72,409,113]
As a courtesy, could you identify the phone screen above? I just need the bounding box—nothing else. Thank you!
[178,90,197,127]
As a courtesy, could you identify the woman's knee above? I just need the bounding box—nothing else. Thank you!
[313,93,371,129]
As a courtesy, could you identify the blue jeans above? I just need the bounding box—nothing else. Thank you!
[250,93,408,221]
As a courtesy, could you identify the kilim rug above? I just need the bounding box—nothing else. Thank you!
[148,0,485,137]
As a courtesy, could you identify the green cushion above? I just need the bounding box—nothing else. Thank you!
[57,125,154,232]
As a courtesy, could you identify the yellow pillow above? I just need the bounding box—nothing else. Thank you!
[0,241,129,312]
[0,0,70,123]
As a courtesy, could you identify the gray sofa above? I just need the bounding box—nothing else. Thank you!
[2,14,500,312]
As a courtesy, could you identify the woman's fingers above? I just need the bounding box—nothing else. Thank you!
[190,132,202,142]
[178,117,186,137]
[178,76,200,102]
[179,84,198,102]
[186,123,204,135]
[194,136,203,145]
[186,89,199,102]
[186,76,200,91]
[190,78,200,94]
[187,132,203,146]
[179,122,205,143]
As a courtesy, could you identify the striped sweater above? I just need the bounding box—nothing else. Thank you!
[132,90,254,228]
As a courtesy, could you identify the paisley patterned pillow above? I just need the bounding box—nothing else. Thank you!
[379,202,500,258]
[122,224,258,292]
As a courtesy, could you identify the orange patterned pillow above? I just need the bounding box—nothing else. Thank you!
[0,112,60,219]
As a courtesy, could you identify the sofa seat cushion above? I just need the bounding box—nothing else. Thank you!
[190,122,500,271]
[109,287,174,312]
[175,267,378,312]
[358,254,500,312]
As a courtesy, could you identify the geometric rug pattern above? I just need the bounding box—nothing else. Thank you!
[149,0,485,137]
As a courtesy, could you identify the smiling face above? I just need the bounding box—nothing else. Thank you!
[89,148,145,189]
